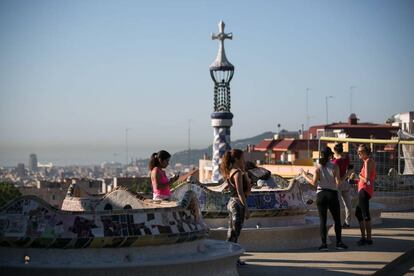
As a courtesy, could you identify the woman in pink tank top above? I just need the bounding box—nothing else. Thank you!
[355,144,376,246]
[149,150,179,200]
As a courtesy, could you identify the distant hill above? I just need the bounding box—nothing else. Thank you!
[169,131,275,166]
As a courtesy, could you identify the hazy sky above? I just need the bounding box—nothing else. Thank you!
[0,0,413,165]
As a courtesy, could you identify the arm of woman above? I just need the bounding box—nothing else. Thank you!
[360,159,370,184]
[169,174,179,185]
[234,171,250,219]
[302,168,320,187]
[234,171,247,207]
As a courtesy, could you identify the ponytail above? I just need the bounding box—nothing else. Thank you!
[220,151,232,178]
[149,153,159,171]
[220,149,244,178]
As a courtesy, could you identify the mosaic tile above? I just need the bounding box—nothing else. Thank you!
[0,191,209,248]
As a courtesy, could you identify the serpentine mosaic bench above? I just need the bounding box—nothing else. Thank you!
[171,175,308,219]
[171,176,325,251]
[0,190,207,249]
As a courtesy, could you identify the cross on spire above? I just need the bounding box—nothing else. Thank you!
[212,21,233,42]
[210,21,234,71]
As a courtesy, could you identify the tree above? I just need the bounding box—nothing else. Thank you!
[128,178,152,194]
[0,183,22,208]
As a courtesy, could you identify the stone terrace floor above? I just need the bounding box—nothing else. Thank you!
[238,211,414,275]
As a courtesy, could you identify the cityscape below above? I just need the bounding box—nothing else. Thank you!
[1,111,412,209]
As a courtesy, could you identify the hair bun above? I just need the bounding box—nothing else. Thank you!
[334,143,343,153]
[323,147,333,156]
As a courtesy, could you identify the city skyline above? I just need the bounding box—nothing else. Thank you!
[1,0,413,166]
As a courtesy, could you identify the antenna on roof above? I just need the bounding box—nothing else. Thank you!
[188,119,192,167]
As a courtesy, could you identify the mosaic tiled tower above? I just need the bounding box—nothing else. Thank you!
[209,21,235,183]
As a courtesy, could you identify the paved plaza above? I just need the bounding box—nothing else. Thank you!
[238,211,414,275]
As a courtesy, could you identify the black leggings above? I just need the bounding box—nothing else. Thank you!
[316,189,342,244]
[355,189,371,222]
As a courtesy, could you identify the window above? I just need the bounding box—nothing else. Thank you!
[123,204,132,210]
[104,203,113,211]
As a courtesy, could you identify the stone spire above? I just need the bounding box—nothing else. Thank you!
[209,21,235,183]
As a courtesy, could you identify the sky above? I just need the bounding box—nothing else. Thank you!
[0,0,413,166]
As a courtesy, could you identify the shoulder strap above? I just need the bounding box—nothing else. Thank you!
[228,169,242,187]
[153,167,161,176]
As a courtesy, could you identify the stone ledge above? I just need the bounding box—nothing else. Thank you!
[209,220,321,252]
[0,239,243,276]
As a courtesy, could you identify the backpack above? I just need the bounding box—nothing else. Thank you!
[247,167,271,184]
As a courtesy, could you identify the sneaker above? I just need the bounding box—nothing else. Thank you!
[357,238,366,246]
[342,223,350,228]
[336,242,348,250]
[318,244,328,251]
[366,239,373,245]
[236,259,247,266]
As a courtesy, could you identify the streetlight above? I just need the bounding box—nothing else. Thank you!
[188,119,192,167]
[306,88,311,130]
[325,96,333,124]
[125,128,131,166]
[306,88,311,158]
[350,86,356,115]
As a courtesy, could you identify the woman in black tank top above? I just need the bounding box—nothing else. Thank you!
[220,149,251,265]
[227,169,251,198]
[301,147,348,251]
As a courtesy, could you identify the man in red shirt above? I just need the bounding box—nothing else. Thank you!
[332,143,353,228]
